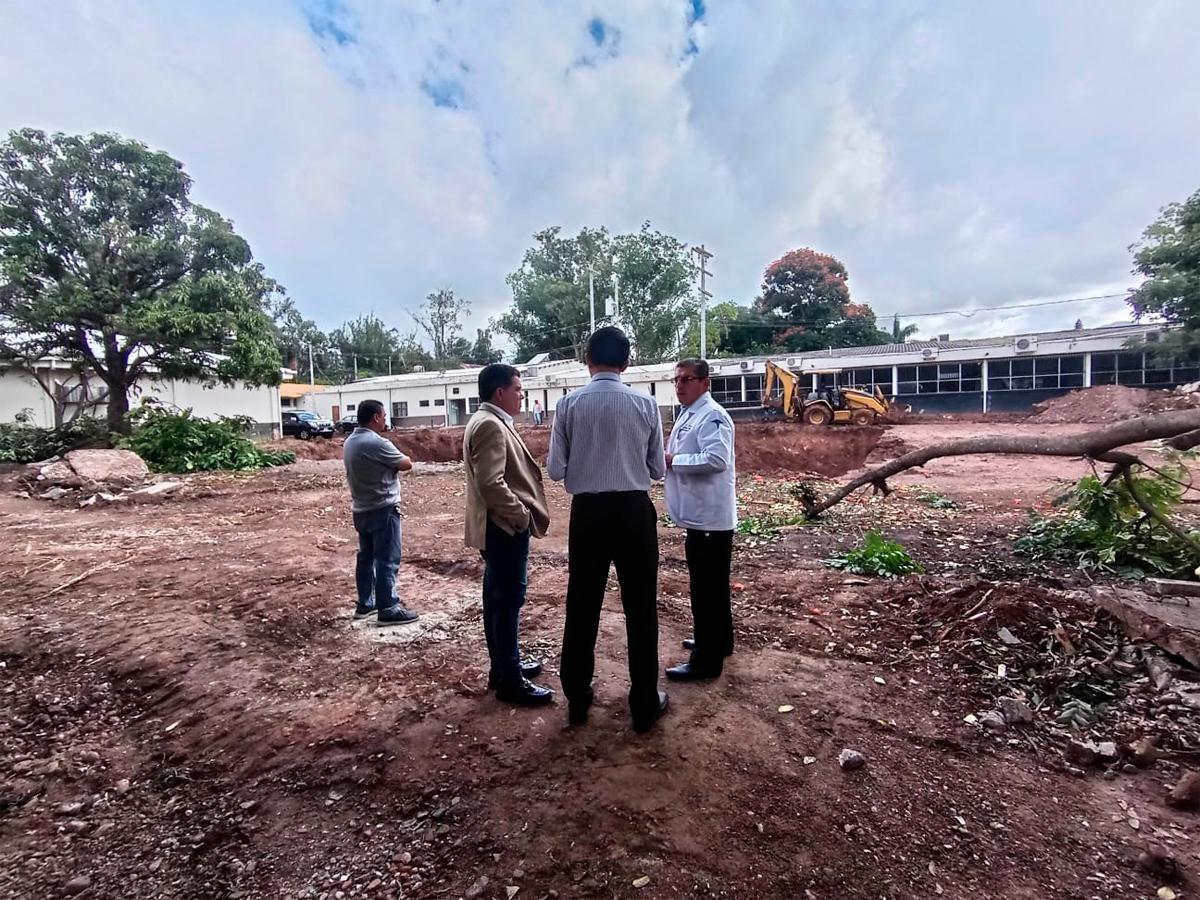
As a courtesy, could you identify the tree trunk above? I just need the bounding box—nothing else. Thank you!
[801,408,1200,518]
[106,384,131,436]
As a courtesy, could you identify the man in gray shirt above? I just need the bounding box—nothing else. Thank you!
[548,326,668,733]
[343,399,419,626]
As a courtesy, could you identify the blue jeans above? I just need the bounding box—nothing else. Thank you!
[481,518,530,689]
[353,505,401,611]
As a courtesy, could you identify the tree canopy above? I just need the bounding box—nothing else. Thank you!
[499,223,695,363]
[0,129,283,433]
[1128,188,1200,356]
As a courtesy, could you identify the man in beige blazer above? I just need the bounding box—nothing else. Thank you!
[464,364,553,706]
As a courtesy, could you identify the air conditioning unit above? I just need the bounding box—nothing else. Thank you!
[1013,337,1037,353]
[920,347,939,360]
[525,365,539,377]
[787,357,799,367]
[739,361,752,372]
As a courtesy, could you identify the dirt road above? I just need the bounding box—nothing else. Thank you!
[0,421,1195,898]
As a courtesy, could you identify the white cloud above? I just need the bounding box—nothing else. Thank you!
[2,0,1199,353]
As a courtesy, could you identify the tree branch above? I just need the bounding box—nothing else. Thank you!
[801,409,1200,518]
[1119,464,1200,559]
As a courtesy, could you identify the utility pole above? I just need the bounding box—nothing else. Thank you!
[588,265,596,334]
[306,342,315,386]
[353,356,358,381]
[388,354,392,376]
[692,244,713,358]
[609,271,620,321]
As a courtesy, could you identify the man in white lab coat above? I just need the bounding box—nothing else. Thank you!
[663,359,737,681]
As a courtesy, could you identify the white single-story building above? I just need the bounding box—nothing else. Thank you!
[301,322,1186,427]
[0,357,286,436]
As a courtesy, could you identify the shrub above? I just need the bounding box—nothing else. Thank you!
[827,530,924,577]
[122,402,294,473]
[0,411,110,464]
[1014,467,1200,578]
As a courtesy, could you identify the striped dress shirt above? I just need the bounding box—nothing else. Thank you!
[547,372,666,495]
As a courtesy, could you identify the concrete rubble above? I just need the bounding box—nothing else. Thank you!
[16,449,182,507]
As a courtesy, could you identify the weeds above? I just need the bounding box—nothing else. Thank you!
[1014,464,1200,578]
[122,402,294,473]
[912,488,958,510]
[827,530,924,577]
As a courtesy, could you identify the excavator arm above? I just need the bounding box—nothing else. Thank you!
[763,360,800,417]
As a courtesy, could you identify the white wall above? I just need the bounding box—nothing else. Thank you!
[1,367,281,434]
[0,369,53,424]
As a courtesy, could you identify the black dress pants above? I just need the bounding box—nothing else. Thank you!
[560,491,660,722]
[685,528,734,672]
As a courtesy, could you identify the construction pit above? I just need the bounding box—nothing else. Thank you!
[1,412,1198,899]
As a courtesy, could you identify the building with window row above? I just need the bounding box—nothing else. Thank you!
[302,323,1186,426]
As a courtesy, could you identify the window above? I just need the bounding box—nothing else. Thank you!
[649,382,656,396]
[419,400,430,408]
[392,402,407,419]
[710,376,743,406]
[452,387,460,395]
[468,398,481,413]
[434,399,445,407]
[989,355,1085,391]
[897,366,918,395]
[744,374,764,403]
[346,404,356,411]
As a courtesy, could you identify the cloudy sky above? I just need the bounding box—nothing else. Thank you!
[3,0,1199,352]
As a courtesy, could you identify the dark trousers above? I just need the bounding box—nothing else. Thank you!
[685,529,734,671]
[353,505,401,610]
[481,518,531,689]
[560,491,660,721]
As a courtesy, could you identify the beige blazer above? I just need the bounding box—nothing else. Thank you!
[463,405,550,550]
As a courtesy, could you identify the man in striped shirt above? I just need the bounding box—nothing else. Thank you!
[548,326,669,733]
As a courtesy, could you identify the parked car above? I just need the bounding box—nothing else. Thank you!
[336,414,359,434]
[282,410,335,439]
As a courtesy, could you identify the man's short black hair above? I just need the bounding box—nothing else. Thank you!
[586,325,631,368]
[357,399,384,426]
[676,358,710,380]
[478,363,521,403]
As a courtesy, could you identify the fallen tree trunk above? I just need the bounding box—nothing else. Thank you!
[802,408,1200,518]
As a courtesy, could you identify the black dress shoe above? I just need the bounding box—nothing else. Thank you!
[567,689,593,726]
[632,691,669,733]
[487,658,543,690]
[681,638,733,657]
[496,678,554,707]
[665,662,721,681]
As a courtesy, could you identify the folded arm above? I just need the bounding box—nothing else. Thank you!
[670,417,732,474]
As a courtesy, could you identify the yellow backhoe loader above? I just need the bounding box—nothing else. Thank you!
[762,360,892,426]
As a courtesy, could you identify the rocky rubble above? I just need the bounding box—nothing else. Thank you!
[14,449,183,507]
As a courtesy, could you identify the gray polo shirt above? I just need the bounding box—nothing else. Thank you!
[343,427,408,513]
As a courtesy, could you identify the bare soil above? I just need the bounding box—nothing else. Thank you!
[1,421,1197,899]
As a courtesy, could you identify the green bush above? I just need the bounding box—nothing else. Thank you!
[1014,467,1200,578]
[122,402,294,473]
[827,530,924,577]
[0,412,110,464]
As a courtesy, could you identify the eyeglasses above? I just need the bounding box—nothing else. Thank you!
[671,376,701,386]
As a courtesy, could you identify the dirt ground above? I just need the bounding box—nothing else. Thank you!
[1,420,1198,899]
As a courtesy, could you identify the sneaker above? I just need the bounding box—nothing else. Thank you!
[377,605,420,626]
[353,602,377,620]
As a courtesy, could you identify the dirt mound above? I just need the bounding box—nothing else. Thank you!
[264,437,344,461]
[279,422,900,477]
[1031,385,1153,423]
[735,423,904,477]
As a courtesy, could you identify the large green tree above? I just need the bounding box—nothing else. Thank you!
[331,313,401,378]
[1128,188,1200,356]
[755,248,889,352]
[499,223,695,363]
[0,129,282,433]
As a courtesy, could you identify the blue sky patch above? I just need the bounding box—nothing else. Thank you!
[303,0,356,46]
